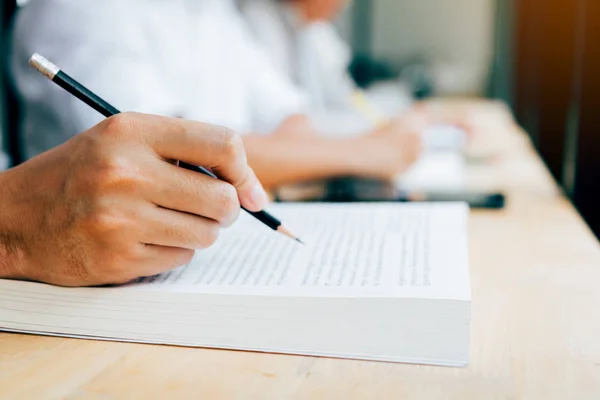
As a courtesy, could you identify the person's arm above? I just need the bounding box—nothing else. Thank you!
[231,21,423,188]
[11,1,182,140]
[244,114,424,189]
[244,134,362,188]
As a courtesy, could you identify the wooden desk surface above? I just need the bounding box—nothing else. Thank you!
[1,101,600,399]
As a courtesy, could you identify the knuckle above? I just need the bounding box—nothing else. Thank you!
[93,155,145,193]
[100,113,137,138]
[215,183,240,224]
[83,209,129,237]
[120,243,146,263]
[217,127,244,161]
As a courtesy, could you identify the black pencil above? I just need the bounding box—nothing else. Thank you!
[29,53,303,244]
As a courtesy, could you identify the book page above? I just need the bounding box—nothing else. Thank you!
[135,203,470,300]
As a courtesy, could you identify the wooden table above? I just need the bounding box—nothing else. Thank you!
[2,101,600,399]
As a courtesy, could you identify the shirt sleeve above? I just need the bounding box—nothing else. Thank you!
[11,0,183,139]
[239,0,294,76]
[233,17,309,134]
[297,22,356,110]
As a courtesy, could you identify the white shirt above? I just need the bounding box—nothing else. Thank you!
[239,0,355,112]
[11,0,308,159]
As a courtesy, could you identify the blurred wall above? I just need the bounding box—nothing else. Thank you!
[347,0,496,95]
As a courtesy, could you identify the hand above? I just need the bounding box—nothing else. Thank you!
[412,101,476,138]
[0,113,268,287]
[352,112,425,179]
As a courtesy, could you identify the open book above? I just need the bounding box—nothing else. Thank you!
[0,203,471,366]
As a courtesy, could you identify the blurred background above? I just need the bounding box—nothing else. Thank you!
[1,0,599,238]
[340,0,496,97]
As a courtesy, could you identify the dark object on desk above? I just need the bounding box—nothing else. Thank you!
[325,177,397,202]
[277,177,505,210]
[349,55,435,100]
[28,53,302,244]
[401,191,505,209]
[326,178,505,209]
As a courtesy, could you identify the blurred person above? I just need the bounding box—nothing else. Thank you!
[239,0,355,112]
[0,113,269,287]
[11,0,423,190]
[239,0,474,142]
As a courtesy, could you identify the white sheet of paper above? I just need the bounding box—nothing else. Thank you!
[397,153,466,192]
[135,203,470,301]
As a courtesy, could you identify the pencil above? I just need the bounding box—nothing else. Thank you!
[350,90,388,128]
[29,53,303,244]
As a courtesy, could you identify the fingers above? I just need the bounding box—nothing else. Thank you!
[149,161,241,226]
[109,245,195,284]
[139,205,222,250]
[136,245,195,278]
[124,114,269,212]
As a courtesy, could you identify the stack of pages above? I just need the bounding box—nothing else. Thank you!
[0,203,471,366]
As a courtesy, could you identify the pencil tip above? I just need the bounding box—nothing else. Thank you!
[277,225,305,245]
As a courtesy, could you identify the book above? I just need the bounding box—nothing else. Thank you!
[0,203,471,366]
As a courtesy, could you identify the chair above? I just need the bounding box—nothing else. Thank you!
[1,0,22,167]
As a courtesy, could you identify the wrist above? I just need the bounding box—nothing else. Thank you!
[0,170,27,279]
[294,136,368,178]
[0,239,23,280]
[293,136,375,179]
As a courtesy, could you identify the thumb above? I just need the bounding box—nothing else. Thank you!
[230,166,269,212]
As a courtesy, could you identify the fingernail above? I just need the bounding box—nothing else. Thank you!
[247,184,269,211]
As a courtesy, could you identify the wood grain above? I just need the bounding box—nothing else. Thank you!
[1,101,599,399]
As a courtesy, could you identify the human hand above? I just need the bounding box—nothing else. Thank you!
[351,111,425,179]
[412,101,476,138]
[0,113,268,286]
